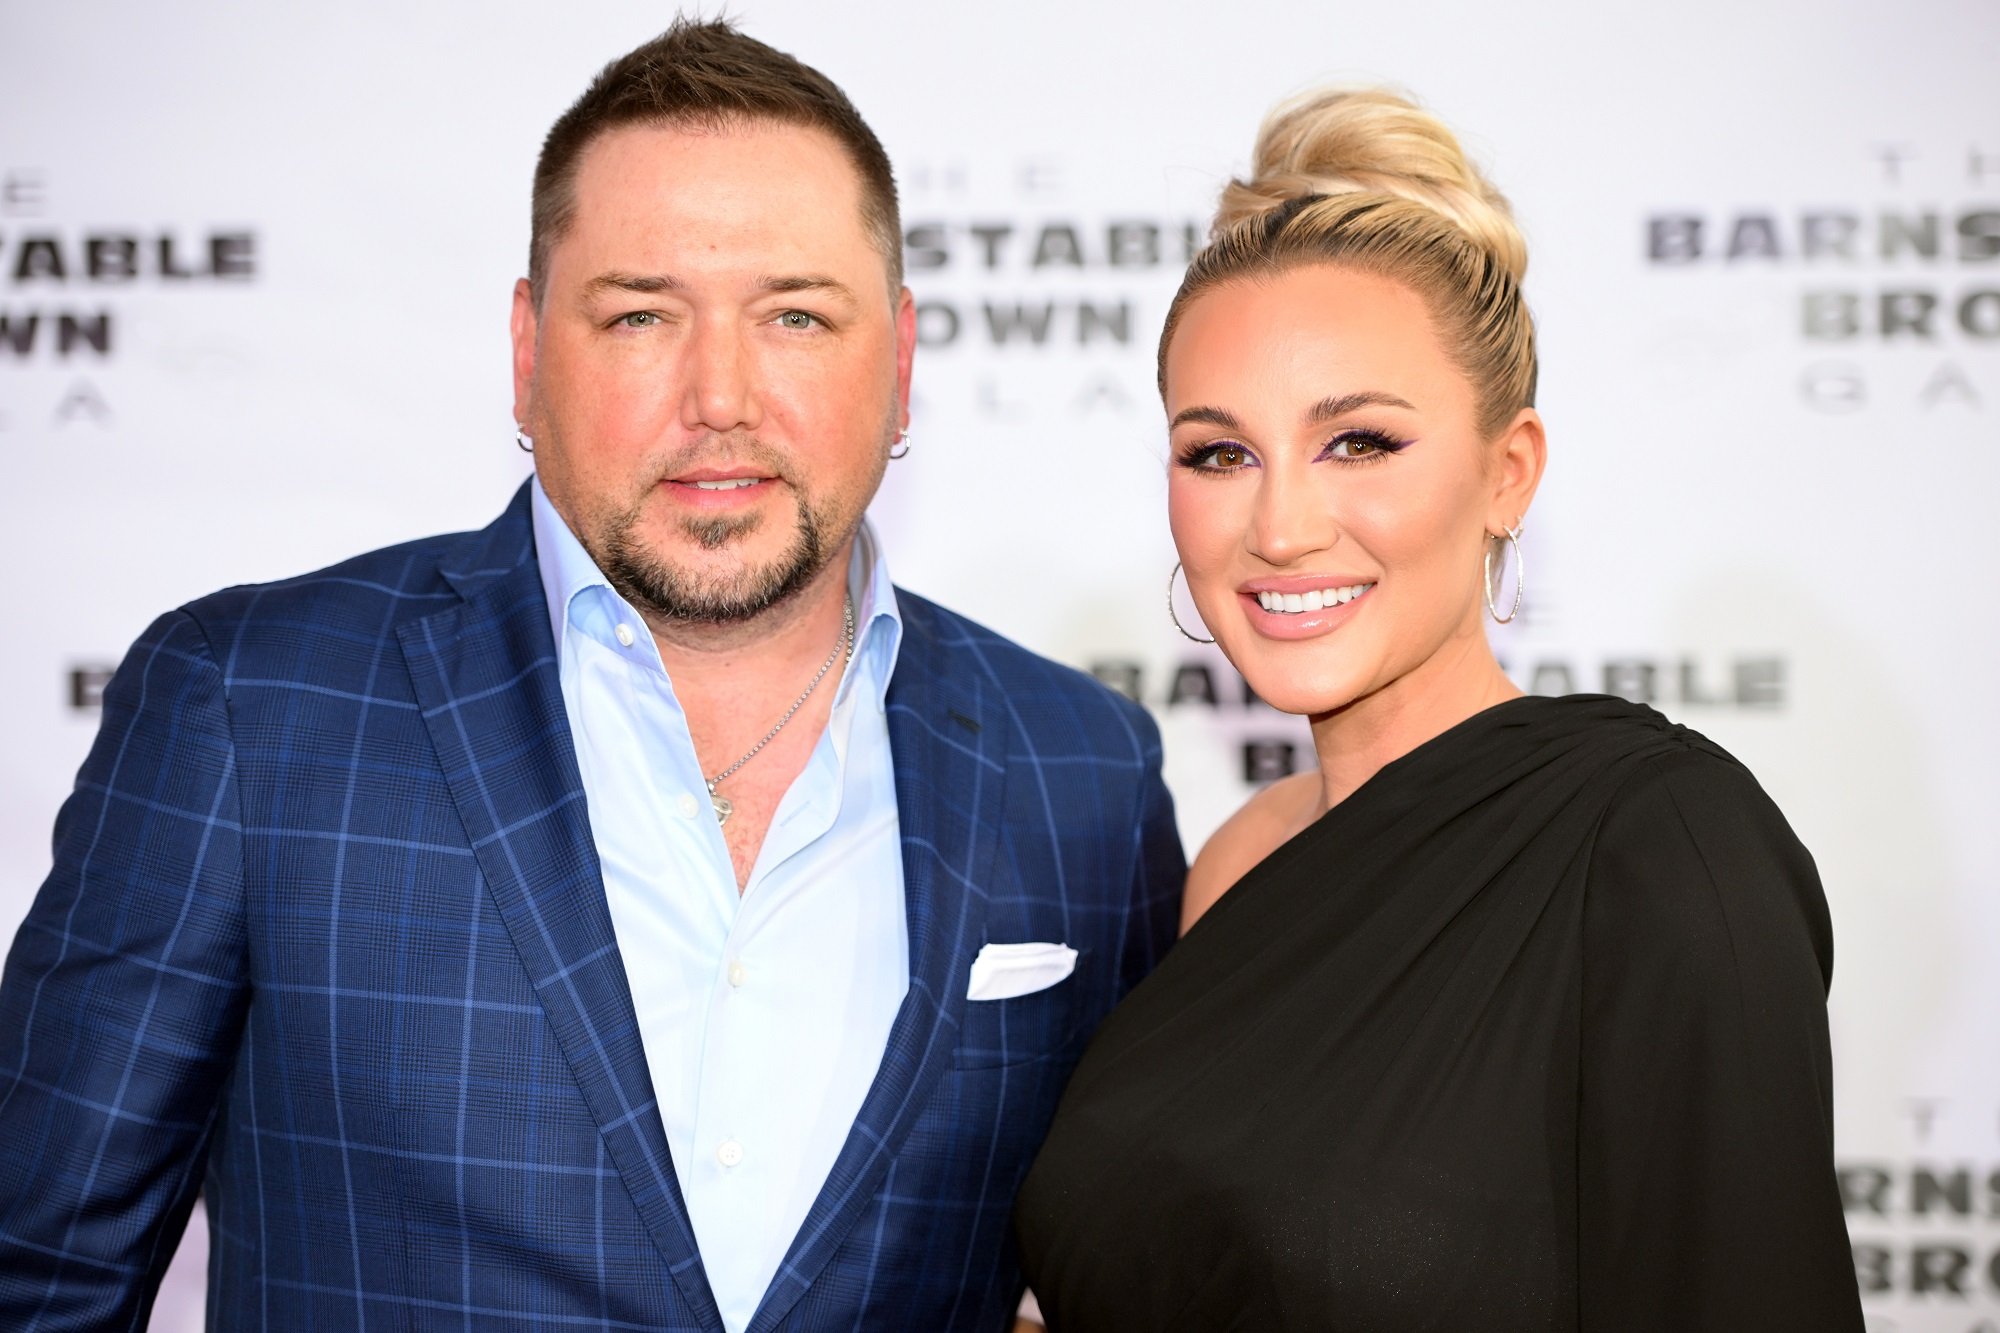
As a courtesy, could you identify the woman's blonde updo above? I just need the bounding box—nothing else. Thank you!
[1161,87,1537,439]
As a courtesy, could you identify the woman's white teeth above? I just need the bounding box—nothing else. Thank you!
[1257,583,1374,613]
[693,478,759,490]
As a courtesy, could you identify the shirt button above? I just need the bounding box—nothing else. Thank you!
[676,792,699,819]
[727,959,747,988]
[614,623,636,647]
[716,1139,744,1168]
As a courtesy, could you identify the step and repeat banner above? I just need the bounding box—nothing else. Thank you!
[3,1,1996,1327]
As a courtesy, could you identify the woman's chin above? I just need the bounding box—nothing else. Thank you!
[1231,663,1369,719]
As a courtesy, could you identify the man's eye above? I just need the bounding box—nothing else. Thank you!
[617,312,660,328]
[776,310,820,330]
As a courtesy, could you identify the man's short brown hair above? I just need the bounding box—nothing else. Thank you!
[529,18,902,303]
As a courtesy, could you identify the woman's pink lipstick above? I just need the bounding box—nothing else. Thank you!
[1237,575,1376,641]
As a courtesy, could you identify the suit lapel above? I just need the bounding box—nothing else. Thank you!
[745,592,1011,1333]
[398,489,723,1330]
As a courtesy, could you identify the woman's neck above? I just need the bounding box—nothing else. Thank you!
[1306,631,1520,813]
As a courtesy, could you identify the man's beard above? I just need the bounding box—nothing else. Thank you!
[594,479,832,626]
[584,430,852,624]
[540,402,897,626]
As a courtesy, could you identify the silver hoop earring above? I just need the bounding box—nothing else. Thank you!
[888,430,910,461]
[1167,561,1216,644]
[1484,524,1524,625]
[515,427,534,454]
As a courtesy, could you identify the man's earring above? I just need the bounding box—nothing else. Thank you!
[1168,561,1216,644]
[889,430,910,461]
[515,427,534,454]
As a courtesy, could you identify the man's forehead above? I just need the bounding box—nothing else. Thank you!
[572,117,859,203]
[556,120,868,262]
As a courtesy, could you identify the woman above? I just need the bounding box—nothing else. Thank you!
[1014,89,1862,1329]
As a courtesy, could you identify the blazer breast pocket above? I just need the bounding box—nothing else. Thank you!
[953,943,1086,1070]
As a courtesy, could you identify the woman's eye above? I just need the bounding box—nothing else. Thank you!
[777,310,819,330]
[1177,442,1253,473]
[617,311,659,328]
[1321,429,1407,461]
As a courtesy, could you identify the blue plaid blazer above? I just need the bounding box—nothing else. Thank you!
[0,485,1184,1331]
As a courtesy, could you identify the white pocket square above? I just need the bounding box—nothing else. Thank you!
[966,941,1077,1001]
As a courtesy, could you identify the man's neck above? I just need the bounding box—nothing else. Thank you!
[645,546,861,891]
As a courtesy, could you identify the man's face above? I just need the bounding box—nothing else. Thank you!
[512,120,915,626]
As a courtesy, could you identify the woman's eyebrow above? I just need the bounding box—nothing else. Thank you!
[1169,405,1243,432]
[1305,391,1416,423]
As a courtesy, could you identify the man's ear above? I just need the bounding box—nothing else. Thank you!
[893,286,916,433]
[510,278,539,432]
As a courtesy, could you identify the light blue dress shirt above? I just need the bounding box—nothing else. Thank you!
[531,481,908,1333]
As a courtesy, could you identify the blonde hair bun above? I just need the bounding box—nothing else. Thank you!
[1215,87,1527,283]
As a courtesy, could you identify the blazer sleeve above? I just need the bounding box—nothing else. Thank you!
[1576,746,1862,1330]
[1115,703,1184,998]
[0,609,251,1328]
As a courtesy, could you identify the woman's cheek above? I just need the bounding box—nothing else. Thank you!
[1167,476,1241,567]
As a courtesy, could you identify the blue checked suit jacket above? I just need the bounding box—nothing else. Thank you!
[0,484,1184,1331]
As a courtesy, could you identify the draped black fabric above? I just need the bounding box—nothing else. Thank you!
[1016,694,1862,1331]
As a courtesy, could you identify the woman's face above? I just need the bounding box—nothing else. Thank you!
[1163,264,1538,718]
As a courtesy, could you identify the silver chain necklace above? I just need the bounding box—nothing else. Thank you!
[705,595,855,826]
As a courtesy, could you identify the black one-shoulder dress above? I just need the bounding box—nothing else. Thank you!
[1015,695,1862,1331]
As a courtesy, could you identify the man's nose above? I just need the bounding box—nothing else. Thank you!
[1246,470,1340,567]
[680,319,762,435]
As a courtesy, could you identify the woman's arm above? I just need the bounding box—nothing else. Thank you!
[1576,747,1862,1329]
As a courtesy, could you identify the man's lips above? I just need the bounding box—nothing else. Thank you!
[657,471,779,509]
[667,466,773,487]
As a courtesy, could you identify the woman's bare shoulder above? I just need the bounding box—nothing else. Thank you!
[1179,770,1322,934]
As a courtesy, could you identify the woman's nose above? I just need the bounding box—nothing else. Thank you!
[1245,469,1340,567]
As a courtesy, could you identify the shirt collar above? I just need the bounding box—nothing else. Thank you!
[530,476,902,709]
[530,475,614,651]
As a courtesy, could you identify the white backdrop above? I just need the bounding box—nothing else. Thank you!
[3,1,1997,1327]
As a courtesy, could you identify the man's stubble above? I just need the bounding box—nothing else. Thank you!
[599,478,829,626]
[544,403,897,627]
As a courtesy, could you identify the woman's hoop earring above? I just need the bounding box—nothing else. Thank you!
[1168,561,1216,644]
[515,428,534,454]
[888,430,910,461]
[1484,524,1524,625]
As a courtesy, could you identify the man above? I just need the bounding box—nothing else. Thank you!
[0,21,1182,1331]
